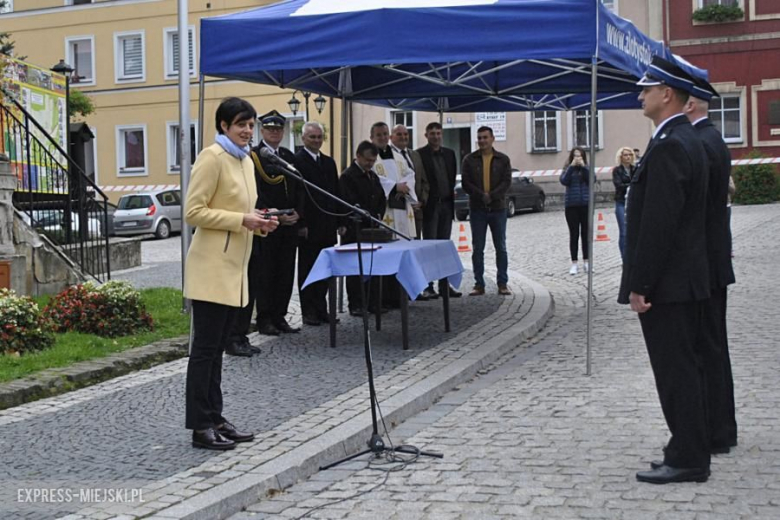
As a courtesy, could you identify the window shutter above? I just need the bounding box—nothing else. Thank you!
[171,30,194,74]
[123,36,143,77]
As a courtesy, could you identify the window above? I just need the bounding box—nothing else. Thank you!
[67,0,94,5]
[391,110,414,144]
[601,0,618,13]
[114,31,145,83]
[164,27,196,78]
[116,125,148,176]
[571,110,604,149]
[156,191,180,207]
[530,111,560,152]
[166,121,198,173]
[0,1,13,14]
[65,36,95,85]
[710,94,742,143]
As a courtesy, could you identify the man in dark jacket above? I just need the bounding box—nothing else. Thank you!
[417,122,461,299]
[252,110,305,336]
[685,78,738,455]
[619,57,711,484]
[294,122,343,326]
[339,141,387,316]
[461,126,512,296]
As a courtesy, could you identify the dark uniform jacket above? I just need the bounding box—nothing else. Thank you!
[338,161,387,243]
[695,118,736,290]
[250,142,305,249]
[461,149,512,211]
[618,114,710,305]
[293,149,340,246]
[416,144,457,216]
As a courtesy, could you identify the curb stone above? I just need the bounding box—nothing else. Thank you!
[0,336,189,410]
[148,273,553,520]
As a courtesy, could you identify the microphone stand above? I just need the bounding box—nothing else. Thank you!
[265,159,442,467]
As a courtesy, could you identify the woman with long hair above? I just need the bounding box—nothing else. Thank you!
[184,97,279,450]
[560,147,591,275]
[612,146,636,261]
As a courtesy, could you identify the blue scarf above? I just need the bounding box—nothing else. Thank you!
[215,134,250,159]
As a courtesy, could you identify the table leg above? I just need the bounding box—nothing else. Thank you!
[375,276,382,332]
[400,286,409,350]
[439,278,451,332]
[329,277,337,348]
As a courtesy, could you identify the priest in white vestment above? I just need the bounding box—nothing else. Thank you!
[370,122,416,238]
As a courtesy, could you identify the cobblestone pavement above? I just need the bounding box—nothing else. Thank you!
[2,219,540,518]
[232,203,780,520]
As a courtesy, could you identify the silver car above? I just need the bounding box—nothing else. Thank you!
[113,190,182,239]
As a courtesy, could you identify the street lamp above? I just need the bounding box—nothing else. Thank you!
[287,90,328,119]
[51,59,77,244]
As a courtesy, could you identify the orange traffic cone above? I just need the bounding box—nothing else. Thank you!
[595,212,611,242]
[457,223,472,253]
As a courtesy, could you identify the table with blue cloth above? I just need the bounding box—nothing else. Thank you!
[302,239,464,350]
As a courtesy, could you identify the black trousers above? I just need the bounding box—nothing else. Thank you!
[256,231,298,325]
[185,300,238,431]
[422,201,453,242]
[698,287,737,448]
[231,252,261,343]
[346,275,381,313]
[564,205,589,261]
[298,239,332,319]
[639,301,710,469]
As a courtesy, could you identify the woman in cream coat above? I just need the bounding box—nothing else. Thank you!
[184,97,279,450]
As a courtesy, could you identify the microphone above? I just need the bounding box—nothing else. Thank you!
[258,147,300,174]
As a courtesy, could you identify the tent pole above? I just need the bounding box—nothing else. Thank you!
[337,96,349,313]
[586,55,598,376]
[329,96,335,158]
[197,76,205,154]
[178,0,192,315]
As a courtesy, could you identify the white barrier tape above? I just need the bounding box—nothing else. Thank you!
[98,158,780,191]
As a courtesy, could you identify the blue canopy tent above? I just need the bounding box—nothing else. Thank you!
[199,0,706,112]
[193,0,709,373]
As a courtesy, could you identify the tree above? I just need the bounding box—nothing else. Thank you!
[1,1,16,55]
[69,89,95,118]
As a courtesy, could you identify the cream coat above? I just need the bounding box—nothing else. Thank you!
[183,143,257,307]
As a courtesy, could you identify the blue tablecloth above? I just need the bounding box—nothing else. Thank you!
[302,239,463,298]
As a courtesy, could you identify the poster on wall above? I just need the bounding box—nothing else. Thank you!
[475,112,506,141]
[1,54,67,193]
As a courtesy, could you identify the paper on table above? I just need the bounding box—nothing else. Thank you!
[335,243,383,252]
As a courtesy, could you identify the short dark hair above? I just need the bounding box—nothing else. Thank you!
[370,122,388,137]
[425,122,443,133]
[477,126,494,137]
[356,140,378,157]
[215,97,256,134]
[566,146,588,167]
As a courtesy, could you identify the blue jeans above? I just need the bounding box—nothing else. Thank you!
[470,208,508,288]
[615,201,626,261]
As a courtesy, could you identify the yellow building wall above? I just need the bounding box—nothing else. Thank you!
[2,0,343,202]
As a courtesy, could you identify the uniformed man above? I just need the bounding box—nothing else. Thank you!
[684,77,738,455]
[619,56,711,484]
[252,110,305,336]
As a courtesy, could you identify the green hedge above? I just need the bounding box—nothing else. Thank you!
[733,151,780,205]
[692,4,743,23]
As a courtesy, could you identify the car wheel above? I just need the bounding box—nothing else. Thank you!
[155,220,171,240]
[506,199,516,218]
[533,195,546,213]
[455,210,469,221]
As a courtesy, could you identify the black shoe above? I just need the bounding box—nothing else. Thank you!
[421,287,438,299]
[192,428,236,450]
[243,337,261,354]
[258,322,281,336]
[415,292,430,301]
[274,319,300,333]
[650,460,664,470]
[318,313,340,324]
[302,315,322,326]
[636,465,709,484]
[711,444,732,455]
[217,421,255,443]
[448,286,462,298]
[225,340,254,357]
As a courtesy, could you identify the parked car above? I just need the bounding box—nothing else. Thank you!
[454,169,545,221]
[113,189,182,239]
[21,209,103,241]
[85,199,118,237]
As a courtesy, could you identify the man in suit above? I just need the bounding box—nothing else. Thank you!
[339,141,387,316]
[461,126,512,296]
[294,122,344,326]
[618,56,711,484]
[252,110,305,336]
[685,78,738,454]
[417,121,462,299]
